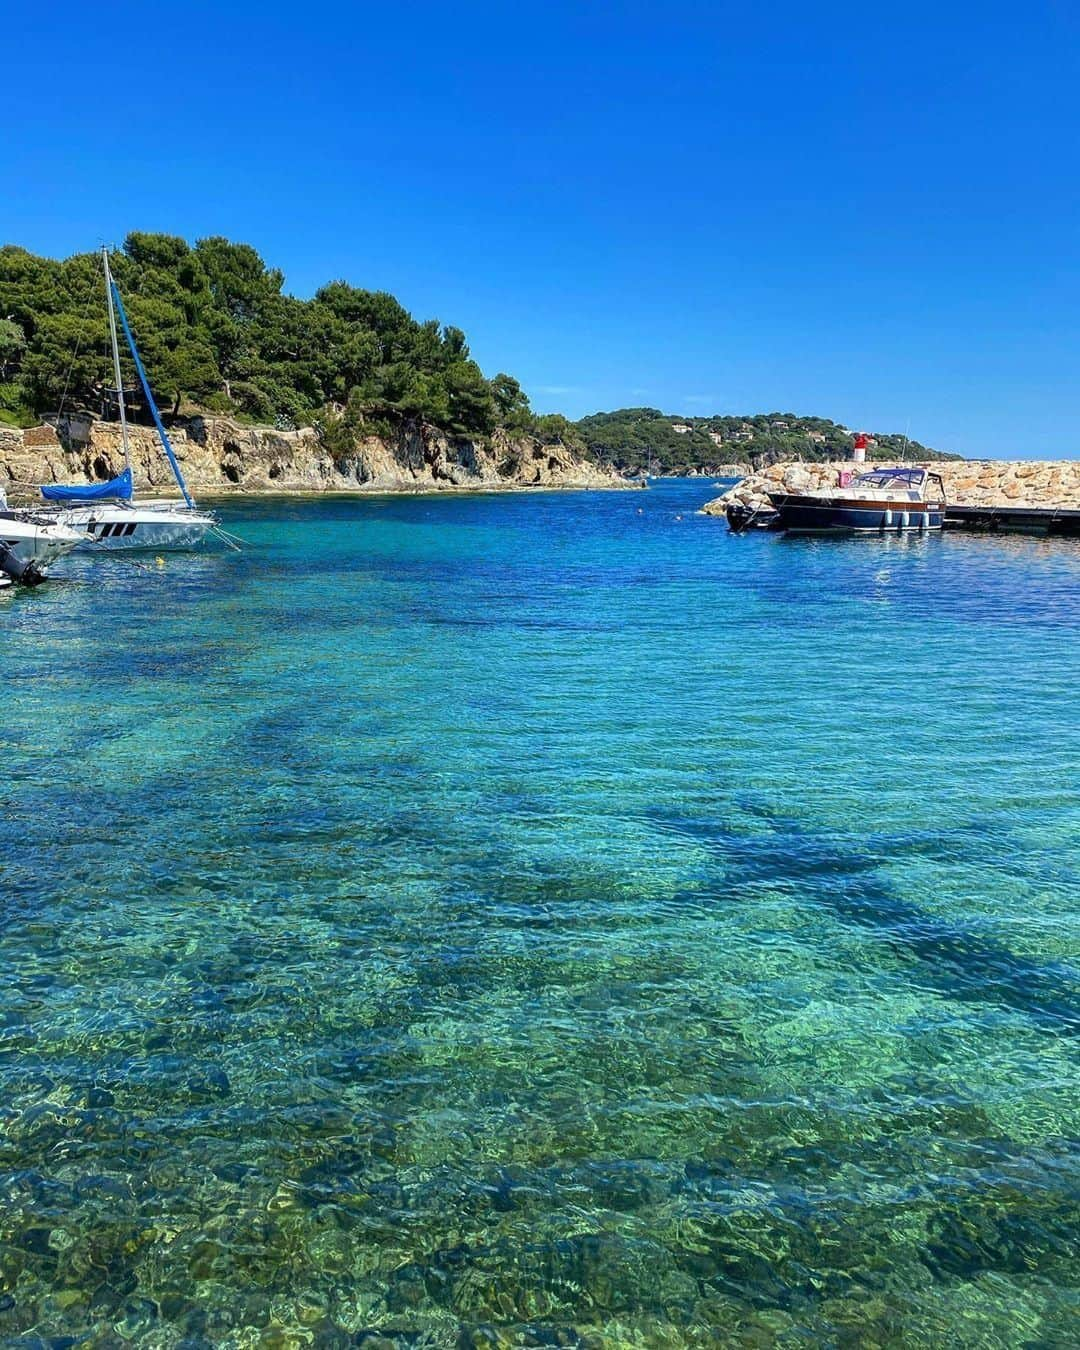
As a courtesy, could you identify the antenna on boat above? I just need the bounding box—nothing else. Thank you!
[102,246,132,475]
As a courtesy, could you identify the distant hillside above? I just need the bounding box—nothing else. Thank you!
[574,408,961,473]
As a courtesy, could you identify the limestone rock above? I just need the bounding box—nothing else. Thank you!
[0,414,631,499]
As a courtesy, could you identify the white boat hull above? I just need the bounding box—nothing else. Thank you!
[54,503,215,551]
[0,513,86,580]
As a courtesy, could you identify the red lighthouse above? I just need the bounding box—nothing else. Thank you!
[853,432,868,464]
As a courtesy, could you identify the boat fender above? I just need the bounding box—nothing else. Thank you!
[919,512,927,531]
[882,509,893,529]
[900,512,910,530]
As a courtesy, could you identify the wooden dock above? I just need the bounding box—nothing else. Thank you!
[945,504,1080,537]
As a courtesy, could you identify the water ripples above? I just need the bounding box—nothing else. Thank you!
[1,482,1077,1345]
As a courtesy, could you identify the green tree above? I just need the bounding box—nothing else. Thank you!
[0,318,26,379]
[533,413,585,452]
[0,234,630,446]
[490,372,531,428]
[444,360,495,435]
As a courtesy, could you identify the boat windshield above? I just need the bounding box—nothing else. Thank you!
[852,468,926,489]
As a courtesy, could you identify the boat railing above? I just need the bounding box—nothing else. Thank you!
[925,472,947,506]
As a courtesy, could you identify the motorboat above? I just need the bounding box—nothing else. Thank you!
[768,466,947,535]
[725,499,781,532]
[0,489,86,584]
[38,248,218,552]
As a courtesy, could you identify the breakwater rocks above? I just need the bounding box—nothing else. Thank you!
[703,459,1080,516]
[0,415,629,498]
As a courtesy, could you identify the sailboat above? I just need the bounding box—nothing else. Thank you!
[39,248,217,551]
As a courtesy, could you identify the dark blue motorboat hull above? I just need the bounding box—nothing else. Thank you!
[769,494,945,535]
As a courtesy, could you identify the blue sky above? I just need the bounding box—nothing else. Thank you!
[5,0,1079,457]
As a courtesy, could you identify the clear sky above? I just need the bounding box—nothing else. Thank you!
[5,1,1079,457]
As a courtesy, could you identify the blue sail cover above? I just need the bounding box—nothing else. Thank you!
[40,467,134,502]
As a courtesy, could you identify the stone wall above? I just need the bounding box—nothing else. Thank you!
[703,460,1080,516]
[0,415,629,499]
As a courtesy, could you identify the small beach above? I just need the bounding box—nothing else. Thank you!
[2,480,1077,1344]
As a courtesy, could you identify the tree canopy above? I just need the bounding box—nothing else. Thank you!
[0,233,528,439]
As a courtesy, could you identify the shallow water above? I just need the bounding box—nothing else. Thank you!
[1,479,1078,1347]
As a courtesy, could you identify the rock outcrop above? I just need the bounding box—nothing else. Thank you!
[703,460,1080,516]
[0,414,631,499]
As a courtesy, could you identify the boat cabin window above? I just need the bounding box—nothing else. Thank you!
[852,468,926,490]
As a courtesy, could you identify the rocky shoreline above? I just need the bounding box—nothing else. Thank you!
[704,459,1080,516]
[0,414,632,500]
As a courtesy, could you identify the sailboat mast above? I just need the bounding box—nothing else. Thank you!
[102,247,131,473]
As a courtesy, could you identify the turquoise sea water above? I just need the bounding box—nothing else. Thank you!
[1,478,1078,1347]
